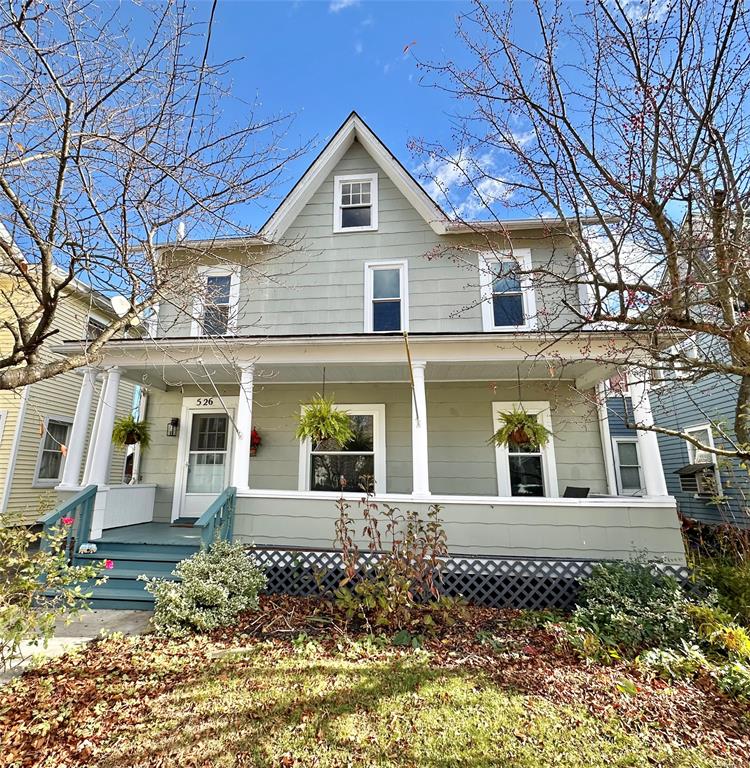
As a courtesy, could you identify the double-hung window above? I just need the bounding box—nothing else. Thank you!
[613,439,644,494]
[299,404,386,493]
[34,417,72,487]
[192,266,240,336]
[492,402,557,497]
[334,173,378,232]
[364,261,408,332]
[480,250,536,331]
[683,423,722,497]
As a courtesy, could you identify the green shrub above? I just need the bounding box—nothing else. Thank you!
[142,540,266,637]
[0,509,107,671]
[693,558,750,626]
[714,660,750,699]
[638,642,710,682]
[567,559,693,658]
[684,602,750,661]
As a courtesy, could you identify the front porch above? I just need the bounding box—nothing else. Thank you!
[51,333,684,575]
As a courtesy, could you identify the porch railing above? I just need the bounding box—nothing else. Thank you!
[194,486,236,549]
[38,484,97,561]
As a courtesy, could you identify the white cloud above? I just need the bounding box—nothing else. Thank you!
[354,41,363,54]
[420,150,513,219]
[329,0,359,12]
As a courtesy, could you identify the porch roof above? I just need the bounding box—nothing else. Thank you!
[55,330,639,390]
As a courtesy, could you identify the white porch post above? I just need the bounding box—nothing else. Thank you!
[629,379,668,497]
[231,364,255,493]
[411,360,430,497]
[86,367,121,540]
[58,367,98,490]
[596,382,618,496]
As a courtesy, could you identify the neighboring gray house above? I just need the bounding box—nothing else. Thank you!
[47,113,687,607]
[606,374,750,528]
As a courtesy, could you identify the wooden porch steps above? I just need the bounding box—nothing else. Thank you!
[73,537,200,611]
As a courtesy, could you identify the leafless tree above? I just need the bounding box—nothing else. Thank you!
[0,0,307,390]
[414,0,750,459]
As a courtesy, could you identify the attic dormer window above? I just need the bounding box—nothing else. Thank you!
[334,173,378,233]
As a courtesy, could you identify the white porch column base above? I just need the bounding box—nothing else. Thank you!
[57,367,98,491]
[411,360,430,497]
[87,367,121,487]
[629,379,669,497]
[230,365,255,493]
[90,486,109,542]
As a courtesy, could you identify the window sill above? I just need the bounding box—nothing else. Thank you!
[333,225,378,234]
[33,480,62,489]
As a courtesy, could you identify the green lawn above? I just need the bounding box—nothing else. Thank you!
[3,623,744,767]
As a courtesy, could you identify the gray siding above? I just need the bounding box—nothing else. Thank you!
[157,141,581,338]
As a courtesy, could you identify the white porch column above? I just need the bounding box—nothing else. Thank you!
[58,367,98,490]
[231,364,255,493]
[629,379,668,497]
[411,360,430,497]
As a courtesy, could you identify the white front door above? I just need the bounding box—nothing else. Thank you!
[174,398,236,520]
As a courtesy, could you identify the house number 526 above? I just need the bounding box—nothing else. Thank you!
[196,398,214,407]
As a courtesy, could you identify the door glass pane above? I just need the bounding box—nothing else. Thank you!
[373,268,400,299]
[186,453,226,493]
[190,415,228,451]
[373,300,401,331]
[311,454,374,492]
[493,294,523,326]
[508,455,544,496]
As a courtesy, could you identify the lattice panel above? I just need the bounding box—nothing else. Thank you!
[249,548,690,611]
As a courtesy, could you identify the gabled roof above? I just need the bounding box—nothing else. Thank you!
[260,111,449,240]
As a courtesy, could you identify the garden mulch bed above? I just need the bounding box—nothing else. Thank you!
[1,595,749,767]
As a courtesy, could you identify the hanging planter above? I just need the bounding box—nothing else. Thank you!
[295,394,354,450]
[250,427,262,457]
[490,406,551,449]
[112,414,151,449]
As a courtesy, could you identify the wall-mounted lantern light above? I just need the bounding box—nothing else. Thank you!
[167,417,179,437]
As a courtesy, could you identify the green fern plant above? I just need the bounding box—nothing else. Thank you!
[112,414,151,449]
[490,406,551,449]
[296,394,354,449]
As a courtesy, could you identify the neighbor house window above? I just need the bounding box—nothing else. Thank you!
[480,250,536,331]
[492,402,558,497]
[34,417,72,486]
[85,317,107,341]
[682,423,722,497]
[299,404,386,493]
[364,261,408,332]
[613,438,643,494]
[334,173,378,232]
[191,267,240,336]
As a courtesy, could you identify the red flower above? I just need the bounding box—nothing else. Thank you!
[250,427,262,448]
[104,559,114,570]
[61,517,74,526]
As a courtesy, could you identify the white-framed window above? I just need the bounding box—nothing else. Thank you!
[85,317,107,341]
[683,423,722,497]
[492,402,558,497]
[479,250,536,331]
[651,339,698,386]
[33,416,73,487]
[612,438,644,495]
[191,266,240,336]
[298,404,386,493]
[333,173,378,233]
[364,260,408,333]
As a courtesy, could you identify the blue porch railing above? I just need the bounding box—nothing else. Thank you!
[38,484,97,562]
[194,486,236,549]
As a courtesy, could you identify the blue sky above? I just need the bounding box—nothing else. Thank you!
[204,0,471,229]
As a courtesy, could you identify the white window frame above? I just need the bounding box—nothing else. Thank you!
[191,265,241,337]
[0,409,7,445]
[479,250,537,331]
[684,423,722,495]
[333,172,378,233]
[298,403,387,494]
[612,438,644,495]
[363,260,409,333]
[492,401,558,497]
[33,415,73,488]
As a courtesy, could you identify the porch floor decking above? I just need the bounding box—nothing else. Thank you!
[94,522,202,547]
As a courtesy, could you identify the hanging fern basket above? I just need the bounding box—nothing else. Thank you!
[490,407,551,450]
[112,414,151,449]
[295,394,354,450]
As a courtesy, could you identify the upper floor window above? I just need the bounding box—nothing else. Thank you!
[334,173,378,232]
[191,266,240,337]
[34,416,72,487]
[479,250,536,331]
[85,317,107,341]
[681,423,722,497]
[364,261,408,333]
